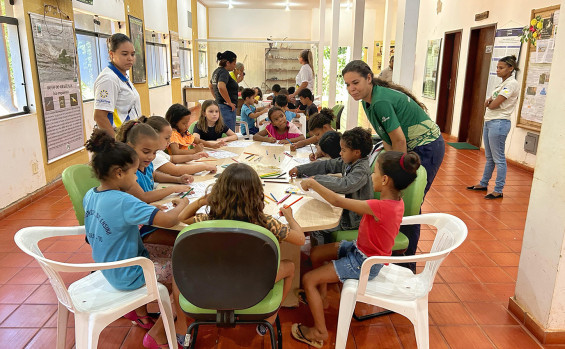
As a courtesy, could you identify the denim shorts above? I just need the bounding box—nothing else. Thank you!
[332,240,383,283]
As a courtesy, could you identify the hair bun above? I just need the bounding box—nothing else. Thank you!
[85,129,115,153]
[402,152,421,174]
[318,108,335,121]
[216,52,223,61]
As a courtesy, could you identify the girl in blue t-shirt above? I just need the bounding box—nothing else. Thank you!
[84,129,188,349]
[192,100,238,146]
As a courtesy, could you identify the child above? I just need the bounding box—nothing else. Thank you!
[253,86,263,103]
[144,115,217,180]
[291,151,421,347]
[116,121,191,204]
[316,131,342,160]
[193,100,238,147]
[84,129,188,349]
[274,94,296,122]
[241,88,269,136]
[297,88,318,118]
[165,103,205,156]
[290,108,335,156]
[267,84,281,104]
[179,163,305,334]
[288,127,373,246]
[253,107,305,144]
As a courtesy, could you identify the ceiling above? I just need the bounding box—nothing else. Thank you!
[199,0,386,10]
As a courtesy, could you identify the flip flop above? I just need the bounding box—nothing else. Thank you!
[291,323,323,348]
[294,288,308,305]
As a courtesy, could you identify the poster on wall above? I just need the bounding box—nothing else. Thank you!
[76,0,93,4]
[29,13,85,163]
[170,31,181,79]
[422,39,442,99]
[128,15,146,83]
[485,28,522,100]
[372,41,395,74]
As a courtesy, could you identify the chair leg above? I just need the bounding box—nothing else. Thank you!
[56,303,69,349]
[263,321,276,349]
[156,284,176,349]
[74,313,103,349]
[413,298,429,349]
[335,285,357,349]
[185,323,199,349]
[275,315,282,349]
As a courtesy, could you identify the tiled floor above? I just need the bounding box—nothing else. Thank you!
[0,135,563,348]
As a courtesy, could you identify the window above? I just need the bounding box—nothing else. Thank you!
[0,14,28,118]
[76,30,109,101]
[146,42,168,88]
[198,50,207,78]
[179,47,192,82]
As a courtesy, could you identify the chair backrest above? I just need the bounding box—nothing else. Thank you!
[62,164,100,225]
[331,104,344,130]
[371,156,427,217]
[14,226,87,311]
[188,121,227,138]
[403,213,467,292]
[173,220,280,310]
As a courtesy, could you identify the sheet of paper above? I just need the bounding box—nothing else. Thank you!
[162,202,175,212]
[206,150,239,159]
[296,146,315,154]
[304,189,331,205]
[180,179,216,199]
[273,213,288,224]
[192,170,210,176]
[226,140,254,148]
[261,142,284,147]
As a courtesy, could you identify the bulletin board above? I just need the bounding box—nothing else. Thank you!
[517,5,560,132]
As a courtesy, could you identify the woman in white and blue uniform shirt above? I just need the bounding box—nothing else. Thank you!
[93,33,141,137]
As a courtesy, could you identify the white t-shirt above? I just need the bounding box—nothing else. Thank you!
[296,64,314,92]
[94,67,142,128]
[153,150,171,170]
[484,77,519,121]
[377,67,393,83]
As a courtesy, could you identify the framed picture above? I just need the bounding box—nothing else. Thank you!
[422,39,442,99]
[128,15,146,83]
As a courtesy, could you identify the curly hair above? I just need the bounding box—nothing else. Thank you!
[341,127,373,158]
[206,163,269,228]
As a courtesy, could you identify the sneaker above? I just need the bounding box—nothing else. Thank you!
[256,324,268,336]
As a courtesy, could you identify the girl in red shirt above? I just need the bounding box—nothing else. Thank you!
[291,151,421,348]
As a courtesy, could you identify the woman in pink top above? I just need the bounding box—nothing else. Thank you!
[291,151,421,348]
[253,107,305,144]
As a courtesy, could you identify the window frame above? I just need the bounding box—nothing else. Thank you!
[198,50,207,78]
[146,41,169,89]
[75,29,110,102]
[179,47,193,82]
[0,15,29,120]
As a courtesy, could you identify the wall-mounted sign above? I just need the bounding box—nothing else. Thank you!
[475,11,489,21]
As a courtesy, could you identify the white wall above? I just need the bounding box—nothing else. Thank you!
[0,115,47,208]
[208,8,312,40]
[143,0,169,33]
[72,0,125,21]
[198,2,207,39]
[149,85,174,117]
[177,0,193,39]
[412,0,552,168]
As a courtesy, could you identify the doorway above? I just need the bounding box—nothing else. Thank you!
[458,25,496,147]
[436,31,462,134]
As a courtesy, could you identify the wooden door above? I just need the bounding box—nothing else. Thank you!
[436,31,462,134]
[459,26,495,146]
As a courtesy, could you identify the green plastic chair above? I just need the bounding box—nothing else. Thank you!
[61,164,100,225]
[173,220,283,349]
[330,154,428,254]
[331,104,344,130]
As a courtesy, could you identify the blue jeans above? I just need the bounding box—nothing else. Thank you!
[479,119,511,193]
[218,103,236,132]
[400,135,446,272]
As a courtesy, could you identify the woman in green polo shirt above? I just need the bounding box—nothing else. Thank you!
[342,60,445,271]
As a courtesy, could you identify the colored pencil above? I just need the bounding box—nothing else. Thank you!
[309,144,315,156]
[284,196,303,209]
[278,194,291,205]
[265,195,277,203]
[265,128,275,138]
[270,193,278,202]
[244,152,257,155]
[263,180,290,184]
[180,188,194,199]
[286,138,294,145]
[231,158,239,163]
[245,154,254,160]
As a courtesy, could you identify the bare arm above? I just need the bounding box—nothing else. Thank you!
[168,142,200,155]
[301,178,374,217]
[217,81,235,110]
[249,106,269,119]
[279,206,305,246]
[223,129,238,142]
[152,198,189,227]
[94,109,115,137]
[388,127,407,153]
[158,162,216,176]
[208,83,215,97]
[253,129,276,143]
[127,181,191,203]
[153,171,193,184]
[290,81,309,98]
[179,196,208,223]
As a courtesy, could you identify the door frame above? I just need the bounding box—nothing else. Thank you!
[436,29,462,134]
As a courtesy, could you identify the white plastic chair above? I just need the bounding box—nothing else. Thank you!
[335,213,468,349]
[14,226,177,349]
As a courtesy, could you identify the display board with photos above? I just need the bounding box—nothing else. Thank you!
[422,39,442,99]
[128,15,146,84]
[517,5,560,131]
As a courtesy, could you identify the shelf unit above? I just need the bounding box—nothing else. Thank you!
[264,47,303,92]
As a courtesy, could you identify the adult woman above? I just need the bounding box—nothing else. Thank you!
[209,51,238,132]
[93,33,141,137]
[467,55,520,199]
[342,60,444,271]
[289,49,315,104]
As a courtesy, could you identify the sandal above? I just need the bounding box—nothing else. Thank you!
[294,288,308,305]
[124,310,155,330]
[291,323,323,348]
[484,192,503,200]
[466,185,487,191]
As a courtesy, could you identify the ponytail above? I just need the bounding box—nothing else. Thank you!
[378,151,421,191]
[115,117,159,144]
[217,50,237,67]
[499,55,519,72]
[300,49,314,72]
[85,129,137,180]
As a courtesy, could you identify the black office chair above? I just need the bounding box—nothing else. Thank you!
[173,220,283,349]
